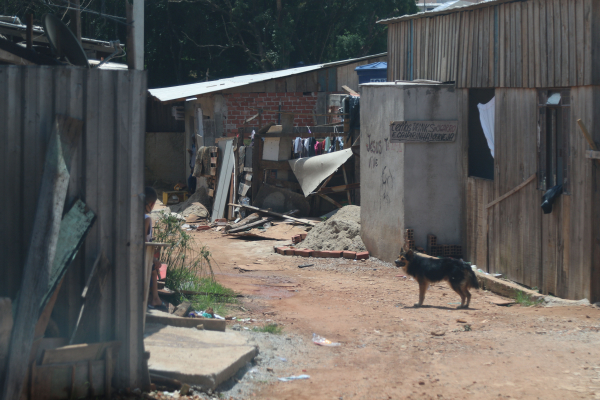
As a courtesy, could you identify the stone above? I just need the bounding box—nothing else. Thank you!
[145,324,258,391]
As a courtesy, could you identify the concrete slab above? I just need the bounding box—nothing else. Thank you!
[146,308,226,331]
[144,324,258,390]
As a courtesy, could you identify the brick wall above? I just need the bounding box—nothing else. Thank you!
[223,92,321,135]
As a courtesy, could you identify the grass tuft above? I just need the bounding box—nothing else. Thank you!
[153,213,237,315]
[253,324,283,334]
[514,290,543,307]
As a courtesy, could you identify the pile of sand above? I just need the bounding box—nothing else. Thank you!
[298,205,366,251]
[168,191,210,219]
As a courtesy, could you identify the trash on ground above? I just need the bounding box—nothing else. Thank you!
[312,333,341,347]
[298,263,314,268]
[278,374,310,382]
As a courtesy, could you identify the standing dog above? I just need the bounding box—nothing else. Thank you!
[395,249,479,308]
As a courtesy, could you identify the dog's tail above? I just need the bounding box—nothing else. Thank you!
[466,267,480,290]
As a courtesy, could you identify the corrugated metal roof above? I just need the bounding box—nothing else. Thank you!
[148,53,386,103]
[377,0,502,24]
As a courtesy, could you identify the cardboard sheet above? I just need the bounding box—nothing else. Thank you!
[288,149,353,197]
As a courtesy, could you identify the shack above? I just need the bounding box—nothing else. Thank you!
[147,54,385,218]
[0,3,149,398]
[362,0,600,301]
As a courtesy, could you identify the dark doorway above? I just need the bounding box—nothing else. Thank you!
[468,89,495,180]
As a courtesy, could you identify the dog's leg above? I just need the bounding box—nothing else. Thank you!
[415,280,427,307]
[464,288,472,308]
[449,282,466,309]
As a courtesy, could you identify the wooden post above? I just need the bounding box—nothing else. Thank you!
[1,116,82,400]
[26,14,33,50]
[251,111,262,202]
[126,0,144,70]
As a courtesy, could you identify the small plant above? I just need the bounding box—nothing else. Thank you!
[253,324,283,334]
[514,290,543,307]
[153,213,236,315]
[463,324,472,332]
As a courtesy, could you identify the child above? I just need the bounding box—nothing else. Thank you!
[144,187,164,309]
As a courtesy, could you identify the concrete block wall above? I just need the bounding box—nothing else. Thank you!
[223,92,319,135]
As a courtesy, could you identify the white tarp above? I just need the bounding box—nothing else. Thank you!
[288,149,353,197]
[477,96,495,157]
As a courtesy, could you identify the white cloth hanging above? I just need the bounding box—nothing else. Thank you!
[477,97,495,157]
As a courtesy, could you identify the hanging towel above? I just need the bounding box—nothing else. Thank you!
[294,137,302,154]
[325,136,332,152]
[477,97,495,157]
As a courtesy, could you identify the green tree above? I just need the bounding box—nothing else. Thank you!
[2,0,417,88]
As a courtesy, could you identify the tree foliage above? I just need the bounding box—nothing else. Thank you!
[4,0,417,88]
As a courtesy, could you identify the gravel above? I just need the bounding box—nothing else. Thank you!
[216,331,310,399]
[298,205,366,252]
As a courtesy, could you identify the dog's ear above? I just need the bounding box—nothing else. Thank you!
[406,249,414,259]
[400,248,406,256]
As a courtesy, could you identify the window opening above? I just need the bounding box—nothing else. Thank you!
[538,89,570,193]
[468,89,495,180]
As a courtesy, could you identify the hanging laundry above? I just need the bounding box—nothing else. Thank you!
[314,140,322,155]
[325,136,332,152]
[294,137,302,155]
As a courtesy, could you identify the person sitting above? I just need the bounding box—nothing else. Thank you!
[144,187,164,309]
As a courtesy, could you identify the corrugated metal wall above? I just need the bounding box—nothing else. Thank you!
[0,66,148,388]
[387,0,600,88]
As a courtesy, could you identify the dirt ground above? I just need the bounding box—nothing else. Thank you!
[189,224,600,400]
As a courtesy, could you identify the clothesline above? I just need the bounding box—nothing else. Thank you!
[292,136,345,159]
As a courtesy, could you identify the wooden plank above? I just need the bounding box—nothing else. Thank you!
[583,0,592,84]
[2,115,83,400]
[527,0,535,88]
[476,9,484,87]
[95,69,116,345]
[481,7,490,87]
[227,217,273,233]
[509,3,516,87]
[341,85,359,96]
[521,2,528,88]
[567,0,576,87]
[575,0,584,86]
[560,0,569,87]
[586,150,600,159]
[515,2,523,87]
[318,193,343,209]
[229,203,316,226]
[212,139,234,222]
[317,182,360,195]
[498,5,505,87]
[546,0,555,86]
[285,76,296,93]
[341,164,352,205]
[467,10,475,87]
[539,0,547,87]
[42,341,120,365]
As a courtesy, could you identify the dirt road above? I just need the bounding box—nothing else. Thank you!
[193,225,600,400]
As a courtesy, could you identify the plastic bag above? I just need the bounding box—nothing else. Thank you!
[312,333,341,347]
